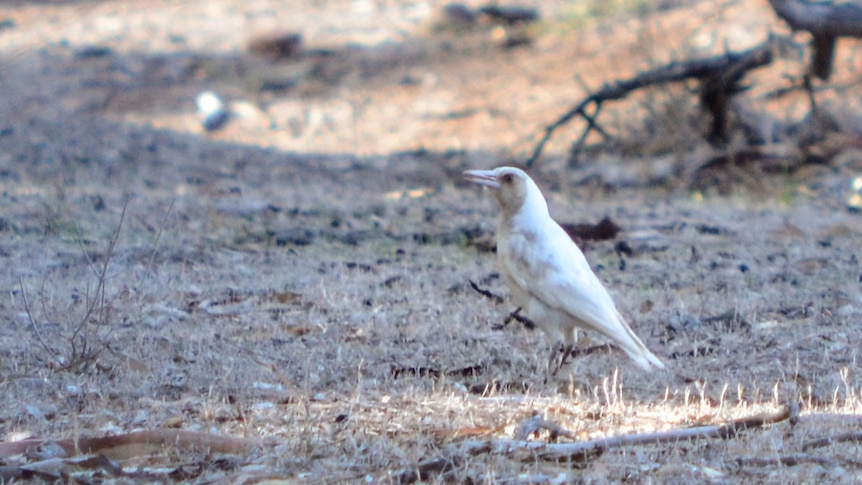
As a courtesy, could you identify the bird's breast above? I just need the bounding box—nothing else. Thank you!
[498,228,557,283]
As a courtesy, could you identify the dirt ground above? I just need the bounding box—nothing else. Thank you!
[1,0,862,483]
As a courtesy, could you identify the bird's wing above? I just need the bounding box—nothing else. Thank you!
[502,223,616,333]
[503,221,664,369]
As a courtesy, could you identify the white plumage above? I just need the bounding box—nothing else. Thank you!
[464,166,665,371]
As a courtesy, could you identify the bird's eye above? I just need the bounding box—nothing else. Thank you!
[502,174,514,184]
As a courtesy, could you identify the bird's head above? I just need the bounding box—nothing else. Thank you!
[463,166,548,220]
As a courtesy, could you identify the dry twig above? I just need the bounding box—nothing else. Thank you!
[17,277,62,367]
[0,430,256,461]
[526,36,794,166]
[139,198,174,287]
[469,280,537,329]
[67,197,129,370]
[469,279,504,304]
[502,307,536,330]
[17,198,131,371]
[514,414,578,442]
[453,402,799,464]
[735,453,839,469]
[802,430,862,450]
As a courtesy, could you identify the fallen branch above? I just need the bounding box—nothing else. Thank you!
[453,402,799,463]
[0,430,256,461]
[526,36,794,167]
[735,452,838,469]
[802,430,862,450]
[514,414,578,441]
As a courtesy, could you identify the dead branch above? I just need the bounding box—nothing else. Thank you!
[468,281,537,329]
[501,307,536,330]
[770,0,862,36]
[454,402,799,463]
[736,452,839,469]
[769,0,862,80]
[570,343,615,360]
[802,430,862,450]
[514,414,578,441]
[469,279,504,303]
[526,36,791,167]
[17,278,62,367]
[0,430,256,461]
[62,197,130,371]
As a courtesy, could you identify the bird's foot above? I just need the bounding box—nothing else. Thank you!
[548,342,574,377]
[557,343,575,371]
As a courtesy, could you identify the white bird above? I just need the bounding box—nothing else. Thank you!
[464,166,665,372]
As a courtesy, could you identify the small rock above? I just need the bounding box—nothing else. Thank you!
[230,101,273,129]
[667,313,701,334]
[848,177,862,212]
[196,91,229,131]
[247,32,302,59]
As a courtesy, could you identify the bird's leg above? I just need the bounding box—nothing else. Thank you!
[552,328,577,375]
[549,342,571,376]
[546,343,560,375]
[556,342,575,371]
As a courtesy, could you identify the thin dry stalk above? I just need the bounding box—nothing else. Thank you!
[18,197,131,371]
[138,198,174,287]
[17,277,62,367]
[67,197,129,369]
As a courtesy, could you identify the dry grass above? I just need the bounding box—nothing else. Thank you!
[1,0,862,482]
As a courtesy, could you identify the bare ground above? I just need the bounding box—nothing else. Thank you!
[1,0,862,483]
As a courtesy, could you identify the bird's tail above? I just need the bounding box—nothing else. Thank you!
[611,310,665,371]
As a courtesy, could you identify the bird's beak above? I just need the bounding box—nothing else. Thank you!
[463,169,500,189]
